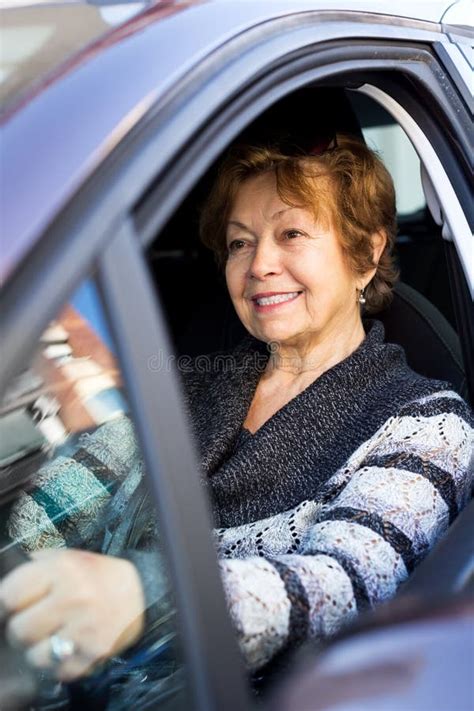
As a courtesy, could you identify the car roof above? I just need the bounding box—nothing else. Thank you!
[0,0,466,283]
[0,0,458,21]
[0,1,190,115]
[0,0,459,115]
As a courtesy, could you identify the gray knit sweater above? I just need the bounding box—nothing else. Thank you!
[7,321,473,672]
[179,319,473,668]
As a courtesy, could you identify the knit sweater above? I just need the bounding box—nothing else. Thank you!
[6,321,473,673]
[178,319,473,668]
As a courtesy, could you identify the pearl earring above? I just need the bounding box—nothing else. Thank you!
[358,288,366,305]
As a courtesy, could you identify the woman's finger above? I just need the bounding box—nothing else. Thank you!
[0,560,52,613]
[6,597,61,648]
[25,630,99,681]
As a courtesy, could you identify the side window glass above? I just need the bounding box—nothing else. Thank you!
[361,122,425,216]
[348,90,457,329]
[348,92,426,217]
[0,278,188,710]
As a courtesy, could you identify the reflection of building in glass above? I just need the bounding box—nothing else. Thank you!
[0,305,126,502]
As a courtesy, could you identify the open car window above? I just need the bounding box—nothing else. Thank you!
[349,92,426,218]
[0,277,189,710]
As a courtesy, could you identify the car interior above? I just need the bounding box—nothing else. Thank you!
[145,86,468,400]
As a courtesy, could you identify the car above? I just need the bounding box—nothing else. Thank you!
[0,1,472,709]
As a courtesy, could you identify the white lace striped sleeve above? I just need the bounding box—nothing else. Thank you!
[218,391,473,670]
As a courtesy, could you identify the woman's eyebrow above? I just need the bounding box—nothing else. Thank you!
[228,208,298,229]
[227,220,257,236]
[271,206,298,220]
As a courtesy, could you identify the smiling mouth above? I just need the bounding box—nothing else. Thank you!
[252,291,302,307]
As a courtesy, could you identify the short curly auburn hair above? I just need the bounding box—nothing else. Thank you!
[200,136,399,313]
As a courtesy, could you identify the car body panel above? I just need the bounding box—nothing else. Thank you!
[0,1,461,284]
[441,0,474,30]
[0,2,129,111]
[1,0,453,125]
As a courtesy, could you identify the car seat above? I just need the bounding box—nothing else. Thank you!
[176,278,467,398]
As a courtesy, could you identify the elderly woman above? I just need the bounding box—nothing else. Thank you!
[1,136,472,687]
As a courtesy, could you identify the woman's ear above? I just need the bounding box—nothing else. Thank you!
[371,229,387,267]
[357,230,387,291]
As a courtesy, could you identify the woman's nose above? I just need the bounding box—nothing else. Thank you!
[248,240,282,279]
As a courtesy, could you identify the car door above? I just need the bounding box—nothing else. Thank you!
[1,261,252,711]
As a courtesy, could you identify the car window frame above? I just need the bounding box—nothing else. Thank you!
[97,219,253,711]
[131,42,473,399]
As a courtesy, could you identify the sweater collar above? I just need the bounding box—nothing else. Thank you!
[231,318,402,398]
[194,320,405,479]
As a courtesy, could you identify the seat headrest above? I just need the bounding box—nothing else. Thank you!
[235,88,365,151]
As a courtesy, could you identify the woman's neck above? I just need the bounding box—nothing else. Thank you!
[265,318,366,384]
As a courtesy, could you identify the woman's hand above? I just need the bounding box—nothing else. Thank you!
[0,549,146,681]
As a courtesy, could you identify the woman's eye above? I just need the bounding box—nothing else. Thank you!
[227,239,246,253]
[284,230,303,240]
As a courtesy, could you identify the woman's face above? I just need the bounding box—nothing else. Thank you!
[225,171,363,349]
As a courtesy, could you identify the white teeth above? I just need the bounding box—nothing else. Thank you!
[256,292,300,306]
